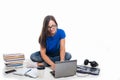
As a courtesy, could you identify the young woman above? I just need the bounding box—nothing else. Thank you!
[30,15,71,70]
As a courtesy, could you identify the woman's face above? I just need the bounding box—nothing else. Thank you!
[48,20,57,35]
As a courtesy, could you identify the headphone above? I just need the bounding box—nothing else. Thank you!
[84,59,98,67]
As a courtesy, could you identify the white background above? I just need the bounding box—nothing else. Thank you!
[0,0,120,80]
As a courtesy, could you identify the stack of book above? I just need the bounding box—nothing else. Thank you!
[3,53,25,69]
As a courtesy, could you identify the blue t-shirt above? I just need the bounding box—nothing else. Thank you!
[46,29,66,56]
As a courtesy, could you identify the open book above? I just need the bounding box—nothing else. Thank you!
[13,68,39,78]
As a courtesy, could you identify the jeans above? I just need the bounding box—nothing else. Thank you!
[30,51,72,66]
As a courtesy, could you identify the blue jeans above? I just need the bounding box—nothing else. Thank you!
[30,51,72,66]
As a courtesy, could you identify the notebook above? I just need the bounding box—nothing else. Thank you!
[50,60,77,78]
[13,68,39,78]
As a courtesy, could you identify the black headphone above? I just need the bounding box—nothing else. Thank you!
[84,59,98,67]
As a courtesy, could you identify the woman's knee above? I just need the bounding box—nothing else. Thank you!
[30,51,42,62]
[30,53,37,62]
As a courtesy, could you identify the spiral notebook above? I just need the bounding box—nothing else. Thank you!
[13,68,39,78]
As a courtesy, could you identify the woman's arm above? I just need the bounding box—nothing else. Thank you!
[60,38,65,61]
[40,46,55,70]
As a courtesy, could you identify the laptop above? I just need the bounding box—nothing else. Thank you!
[50,60,77,78]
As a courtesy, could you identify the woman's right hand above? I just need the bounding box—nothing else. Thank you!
[50,63,55,71]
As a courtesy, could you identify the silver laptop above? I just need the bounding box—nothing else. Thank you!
[50,60,77,78]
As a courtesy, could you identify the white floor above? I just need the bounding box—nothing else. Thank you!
[1,59,103,80]
[1,59,120,80]
[2,67,101,80]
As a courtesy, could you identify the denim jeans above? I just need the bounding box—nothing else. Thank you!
[30,51,72,66]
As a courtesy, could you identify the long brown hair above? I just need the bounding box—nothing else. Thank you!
[39,15,58,48]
